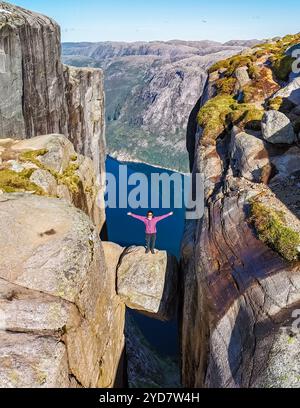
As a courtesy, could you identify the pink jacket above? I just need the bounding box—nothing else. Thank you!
[130,213,173,234]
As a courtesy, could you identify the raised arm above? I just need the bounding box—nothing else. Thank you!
[127,212,146,222]
[155,212,173,222]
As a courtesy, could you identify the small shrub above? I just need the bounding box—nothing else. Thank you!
[20,149,80,194]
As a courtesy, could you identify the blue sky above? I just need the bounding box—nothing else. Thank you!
[11,0,300,43]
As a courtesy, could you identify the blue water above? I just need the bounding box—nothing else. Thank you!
[105,156,186,258]
[105,156,185,359]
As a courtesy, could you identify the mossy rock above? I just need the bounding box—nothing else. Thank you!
[209,54,256,76]
[197,95,236,142]
[230,105,264,131]
[250,199,300,262]
[20,149,80,194]
[242,67,279,104]
[58,163,80,194]
[197,95,263,142]
[271,55,295,81]
[268,96,283,111]
[215,77,237,95]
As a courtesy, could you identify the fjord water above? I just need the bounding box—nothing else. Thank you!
[105,156,186,258]
[105,156,186,370]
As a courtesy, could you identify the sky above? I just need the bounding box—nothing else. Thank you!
[10,0,300,43]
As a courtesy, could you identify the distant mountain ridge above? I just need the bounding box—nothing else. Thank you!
[62,39,263,171]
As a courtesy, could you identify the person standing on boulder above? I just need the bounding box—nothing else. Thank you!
[127,211,173,254]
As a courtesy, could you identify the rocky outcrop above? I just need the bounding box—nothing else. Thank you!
[0,193,125,388]
[117,247,178,321]
[63,65,106,183]
[0,134,104,231]
[181,33,300,388]
[0,2,105,188]
[262,110,296,144]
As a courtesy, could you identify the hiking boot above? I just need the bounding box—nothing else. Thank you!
[151,250,155,255]
[145,249,150,254]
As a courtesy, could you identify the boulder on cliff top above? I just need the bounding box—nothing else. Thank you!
[261,110,296,144]
[230,128,271,183]
[273,77,300,106]
[0,134,104,231]
[0,193,125,388]
[117,246,178,321]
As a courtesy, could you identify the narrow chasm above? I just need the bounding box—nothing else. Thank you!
[104,156,187,388]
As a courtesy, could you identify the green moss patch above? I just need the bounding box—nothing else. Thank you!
[268,96,283,111]
[250,200,300,262]
[271,55,295,81]
[197,95,263,143]
[19,149,48,165]
[0,168,44,195]
[215,77,237,95]
[58,163,80,194]
[230,105,264,130]
[197,95,235,143]
[209,54,257,76]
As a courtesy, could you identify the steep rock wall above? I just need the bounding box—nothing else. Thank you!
[0,2,105,207]
[181,35,300,388]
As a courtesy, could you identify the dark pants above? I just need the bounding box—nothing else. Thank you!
[146,234,156,252]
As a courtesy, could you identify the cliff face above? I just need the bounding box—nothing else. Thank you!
[0,2,105,196]
[181,34,300,388]
[0,2,126,389]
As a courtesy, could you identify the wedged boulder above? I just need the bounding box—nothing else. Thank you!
[117,246,178,321]
[230,129,271,183]
[0,193,125,388]
[273,77,300,106]
[0,134,104,231]
[261,110,296,144]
